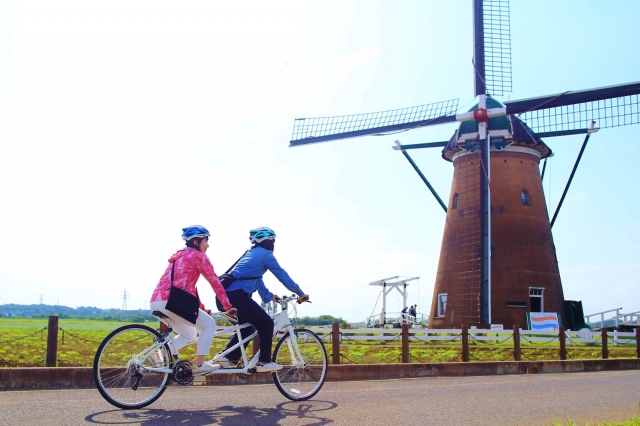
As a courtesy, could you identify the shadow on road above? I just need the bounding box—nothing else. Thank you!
[85,400,338,425]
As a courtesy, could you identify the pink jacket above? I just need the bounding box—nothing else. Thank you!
[151,248,232,311]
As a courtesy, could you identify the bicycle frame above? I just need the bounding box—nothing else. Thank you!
[140,295,305,376]
[94,294,327,408]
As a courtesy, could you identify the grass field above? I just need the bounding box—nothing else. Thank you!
[0,318,637,368]
[0,318,129,331]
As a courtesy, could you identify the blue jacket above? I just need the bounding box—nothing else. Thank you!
[225,247,304,303]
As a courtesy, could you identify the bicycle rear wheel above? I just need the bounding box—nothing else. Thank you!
[272,328,328,401]
[93,324,171,409]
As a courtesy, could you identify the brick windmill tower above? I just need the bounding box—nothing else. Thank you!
[287,0,640,329]
[429,99,564,328]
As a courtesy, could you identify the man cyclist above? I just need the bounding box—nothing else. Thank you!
[215,227,309,372]
[150,225,237,374]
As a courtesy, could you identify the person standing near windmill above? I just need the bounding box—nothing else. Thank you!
[401,306,409,323]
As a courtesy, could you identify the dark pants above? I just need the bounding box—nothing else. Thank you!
[216,290,274,364]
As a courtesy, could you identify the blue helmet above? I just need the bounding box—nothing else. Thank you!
[249,227,276,243]
[181,225,210,241]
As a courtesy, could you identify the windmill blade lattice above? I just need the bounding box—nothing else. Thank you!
[482,0,512,96]
[521,95,640,135]
[290,99,459,146]
[504,81,640,135]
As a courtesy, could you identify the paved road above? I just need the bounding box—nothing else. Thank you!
[1,371,639,425]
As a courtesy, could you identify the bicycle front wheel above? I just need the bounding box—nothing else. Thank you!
[93,324,171,409]
[272,328,328,401]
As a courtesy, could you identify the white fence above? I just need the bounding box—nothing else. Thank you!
[304,327,638,347]
[584,308,640,330]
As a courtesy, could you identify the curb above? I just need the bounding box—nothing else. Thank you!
[1,359,639,390]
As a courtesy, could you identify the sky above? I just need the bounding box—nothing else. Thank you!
[0,0,639,323]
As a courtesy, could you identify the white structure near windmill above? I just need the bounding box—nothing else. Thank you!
[366,276,427,328]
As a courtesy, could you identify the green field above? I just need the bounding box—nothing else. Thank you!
[0,318,131,331]
[0,318,637,368]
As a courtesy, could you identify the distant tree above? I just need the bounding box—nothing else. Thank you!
[295,315,344,326]
[0,303,155,321]
[127,314,149,323]
[260,301,279,316]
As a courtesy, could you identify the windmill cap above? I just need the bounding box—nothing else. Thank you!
[441,99,552,161]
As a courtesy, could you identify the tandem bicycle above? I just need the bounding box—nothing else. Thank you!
[93,295,328,409]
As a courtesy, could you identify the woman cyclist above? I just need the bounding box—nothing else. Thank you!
[215,227,309,372]
[150,225,237,374]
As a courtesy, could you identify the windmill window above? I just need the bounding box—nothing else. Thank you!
[521,190,530,205]
[453,193,459,209]
[437,293,447,317]
[529,287,544,312]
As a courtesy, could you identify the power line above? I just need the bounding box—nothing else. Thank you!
[121,289,129,311]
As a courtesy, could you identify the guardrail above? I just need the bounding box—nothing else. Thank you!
[618,311,640,326]
[364,311,429,328]
[584,308,640,330]
[306,323,640,364]
[584,308,623,329]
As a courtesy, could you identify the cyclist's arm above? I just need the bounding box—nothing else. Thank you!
[198,253,233,310]
[256,279,274,304]
[262,251,304,297]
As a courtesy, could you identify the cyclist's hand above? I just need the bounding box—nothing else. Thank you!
[298,294,310,304]
[272,294,280,302]
[226,308,237,317]
[204,308,212,315]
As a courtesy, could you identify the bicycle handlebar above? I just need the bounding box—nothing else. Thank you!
[212,295,309,321]
[275,294,311,305]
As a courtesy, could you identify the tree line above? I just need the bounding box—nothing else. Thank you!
[1,303,345,325]
[0,303,155,322]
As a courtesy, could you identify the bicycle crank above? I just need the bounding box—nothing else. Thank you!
[171,360,194,386]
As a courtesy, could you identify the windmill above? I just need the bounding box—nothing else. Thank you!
[288,0,640,329]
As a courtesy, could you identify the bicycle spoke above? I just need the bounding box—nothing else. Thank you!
[93,325,170,409]
[272,329,328,401]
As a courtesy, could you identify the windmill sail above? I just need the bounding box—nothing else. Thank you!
[474,0,512,97]
[483,0,512,96]
[504,81,640,135]
[289,99,459,146]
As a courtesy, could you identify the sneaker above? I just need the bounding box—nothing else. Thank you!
[214,354,237,368]
[255,362,283,372]
[193,362,220,375]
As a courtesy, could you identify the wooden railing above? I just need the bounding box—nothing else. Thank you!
[28,316,640,367]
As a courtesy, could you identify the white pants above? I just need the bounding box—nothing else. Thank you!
[150,300,217,356]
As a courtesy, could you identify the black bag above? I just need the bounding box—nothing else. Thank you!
[219,251,262,289]
[164,261,200,324]
[219,273,236,289]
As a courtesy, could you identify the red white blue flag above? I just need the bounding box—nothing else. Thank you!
[528,313,560,330]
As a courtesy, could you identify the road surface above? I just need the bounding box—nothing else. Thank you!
[1,371,639,425]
